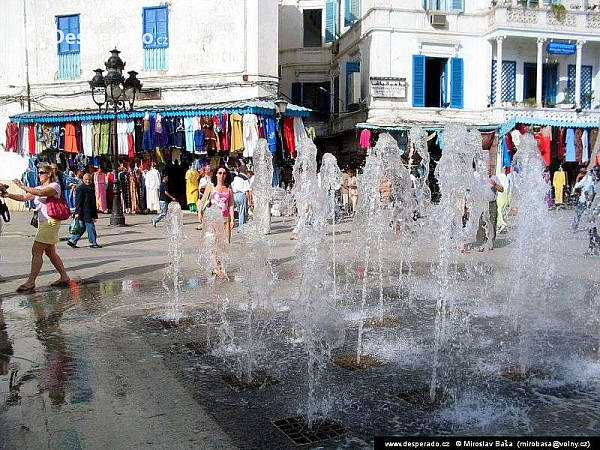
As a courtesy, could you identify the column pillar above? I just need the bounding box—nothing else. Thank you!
[575,40,585,107]
[495,36,504,106]
[536,38,546,107]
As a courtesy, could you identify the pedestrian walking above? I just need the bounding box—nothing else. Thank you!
[67,173,102,249]
[231,167,251,227]
[152,173,177,227]
[572,169,595,232]
[2,163,71,292]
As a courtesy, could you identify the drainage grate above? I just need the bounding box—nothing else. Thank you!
[273,416,346,445]
[364,316,403,328]
[159,316,197,329]
[397,388,449,410]
[221,369,278,392]
[332,354,384,371]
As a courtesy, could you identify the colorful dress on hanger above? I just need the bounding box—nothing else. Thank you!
[230,113,244,153]
[552,170,567,205]
[242,114,259,158]
[64,122,78,153]
[282,117,296,158]
[95,169,108,213]
[185,169,200,211]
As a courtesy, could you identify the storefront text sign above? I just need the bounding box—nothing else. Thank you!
[546,42,576,55]
[370,77,407,98]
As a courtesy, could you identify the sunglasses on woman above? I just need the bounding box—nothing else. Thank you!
[38,171,48,174]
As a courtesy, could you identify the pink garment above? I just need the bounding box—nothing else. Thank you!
[220,112,230,151]
[211,190,231,218]
[95,170,108,212]
[359,129,372,148]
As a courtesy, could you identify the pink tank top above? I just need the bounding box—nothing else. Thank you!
[211,190,231,217]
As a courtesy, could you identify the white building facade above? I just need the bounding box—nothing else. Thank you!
[0,0,279,145]
[279,0,600,163]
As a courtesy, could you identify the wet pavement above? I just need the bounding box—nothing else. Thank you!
[1,209,599,449]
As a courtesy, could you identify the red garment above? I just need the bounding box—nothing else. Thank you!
[257,117,264,139]
[505,134,513,157]
[5,122,18,152]
[534,133,551,167]
[220,112,229,151]
[28,125,35,155]
[557,128,566,161]
[128,134,134,158]
[282,117,296,158]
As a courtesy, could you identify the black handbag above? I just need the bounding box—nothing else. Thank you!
[30,210,38,228]
[0,199,9,223]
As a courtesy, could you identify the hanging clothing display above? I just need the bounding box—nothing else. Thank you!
[230,113,244,153]
[184,117,195,153]
[552,169,567,205]
[99,122,111,155]
[359,129,371,148]
[81,122,93,157]
[64,122,78,153]
[565,129,576,162]
[145,167,161,212]
[185,168,200,209]
[220,112,230,151]
[95,168,108,213]
[5,122,19,152]
[282,117,296,158]
[582,130,589,164]
[117,119,128,155]
[293,117,308,146]
[242,114,259,158]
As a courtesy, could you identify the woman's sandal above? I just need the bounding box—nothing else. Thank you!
[50,279,71,287]
[16,284,35,293]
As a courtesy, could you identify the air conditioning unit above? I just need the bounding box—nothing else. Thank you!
[429,13,446,26]
[348,72,361,104]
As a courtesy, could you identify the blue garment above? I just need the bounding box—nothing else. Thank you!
[142,114,155,151]
[502,137,511,168]
[22,156,39,209]
[263,117,277,153]
[194,129,205,153]
[166,117,176,147]
[184,117,195,153]
[565,128,576,162]
[173,118,185,149]
[436,131,444,150]
[234,191,248,227]
[69,220,98,246]
[152,200,169,225]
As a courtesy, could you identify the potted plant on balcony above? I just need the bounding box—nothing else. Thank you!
[583,91,595,107]
[550,3,567,21]
[558,89,574,109]
[523,97,537,107]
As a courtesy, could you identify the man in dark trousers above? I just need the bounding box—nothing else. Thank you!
[152,173,176,227]
[67,173,102,248]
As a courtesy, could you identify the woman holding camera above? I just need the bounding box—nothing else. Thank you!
[2,163,71,292]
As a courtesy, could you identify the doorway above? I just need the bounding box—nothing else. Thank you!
[523,62,558,104]
[425,57,448,107]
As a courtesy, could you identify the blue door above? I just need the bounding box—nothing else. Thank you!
[542,64,557,106]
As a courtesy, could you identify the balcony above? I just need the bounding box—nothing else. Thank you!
[487,4,600,31]
[279,47,331,68]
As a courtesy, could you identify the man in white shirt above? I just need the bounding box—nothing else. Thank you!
[231,167,251,227]
[475,165,504,251]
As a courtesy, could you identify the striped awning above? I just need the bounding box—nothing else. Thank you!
[10,99,311,124]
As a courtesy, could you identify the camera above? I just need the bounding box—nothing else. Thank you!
[0,183,8,194]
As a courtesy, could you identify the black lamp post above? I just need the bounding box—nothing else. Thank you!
[89,49,142,226]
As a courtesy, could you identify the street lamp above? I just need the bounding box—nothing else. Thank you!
[89,49,142,226]
[318,86,345,114]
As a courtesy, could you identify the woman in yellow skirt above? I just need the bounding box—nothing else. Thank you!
[2,163,71,292]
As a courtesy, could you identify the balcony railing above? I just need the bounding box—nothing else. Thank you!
[487,5,600,29]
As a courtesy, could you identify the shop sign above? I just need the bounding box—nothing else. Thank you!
[546,42,576,55]
[370,77,407,98]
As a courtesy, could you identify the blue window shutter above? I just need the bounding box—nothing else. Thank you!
[491,59,497,105]
[143,7,167,49]
[292,82,302,105]
[57,16,69,54]
[412,55,426,107]
[450,57,464,109]
[451,0,464,12]
[346,60,360,110]
[567,64,575,104]
[155,7,168,48]
[320,81,331,114]
[69,15,80,53]
[325,0,336,43]
[345,0,360,26]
